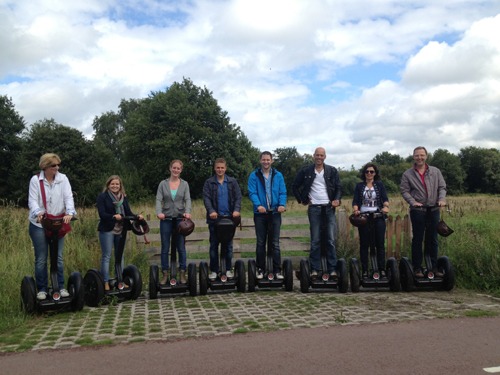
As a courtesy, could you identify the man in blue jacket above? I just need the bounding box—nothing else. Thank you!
[248,151,287,279]
[292,147,342,278]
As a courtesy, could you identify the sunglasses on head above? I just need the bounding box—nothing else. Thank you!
[365,170,375,174]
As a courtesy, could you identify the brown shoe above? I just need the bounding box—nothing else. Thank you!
[160,271,168,285]
[433,269,444,278]
[179,270,187,284]
[415,270,424,278]
[104,282,110,291]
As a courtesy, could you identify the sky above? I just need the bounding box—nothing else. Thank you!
[1,0,500,169]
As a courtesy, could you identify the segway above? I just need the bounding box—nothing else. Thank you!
[149,217,197,298]
[399,206,455,292]
[199,216,246,295]
[21,216,84,314]
[247,210,293,292]
[83,216,143,307]
[349,211,400,292]
[297,205,348,293]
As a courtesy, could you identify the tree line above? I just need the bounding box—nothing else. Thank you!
[1,78,499,207]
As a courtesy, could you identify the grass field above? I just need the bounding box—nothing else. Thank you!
[1,195,499,334]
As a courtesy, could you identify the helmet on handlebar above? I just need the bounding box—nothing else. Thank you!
[177,218,195,236]
[131,219,150,236]
[349,213,367,227]
[437,219,454,237]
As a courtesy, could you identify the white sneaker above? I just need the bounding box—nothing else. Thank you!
[276,272,284,280]
[60,288,70,298]
[208,272,217,280]
[226,270,234,278]
[256,270,264,279]
[311,270,318,277]
[37,291,47,300]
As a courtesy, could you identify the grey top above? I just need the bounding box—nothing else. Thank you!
[155,178,192,217]
[400,165,446,207]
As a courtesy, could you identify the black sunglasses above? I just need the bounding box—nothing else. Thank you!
[49,164,60,168]
[365,170,376,174]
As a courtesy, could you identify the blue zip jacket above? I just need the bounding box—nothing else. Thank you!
[248,168,287,213]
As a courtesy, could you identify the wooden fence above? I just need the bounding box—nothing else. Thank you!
[137,210,411,263]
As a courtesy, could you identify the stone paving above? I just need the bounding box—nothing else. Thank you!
[1,280,500,353]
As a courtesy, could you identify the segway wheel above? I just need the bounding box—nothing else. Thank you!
[235,260,246,293]
[349,258,360,293]
[399,257,415,292]
[283,259,293,292]
[20,276,37,314]
[83,269,105,307]
[199,261,208,296]
[68,272,85,311]
[123,265,142,300]
[437,256,455,291]
[337,258,349,293]
[247,259,256,292]
[299,259,310,293]
[387,257,401,292]
[188,263,197,296]
[149,265,159,299]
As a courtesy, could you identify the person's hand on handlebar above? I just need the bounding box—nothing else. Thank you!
[183,213,192,219]
[209,211,218,220]
[277,206,286,213]
[232,211,241,218]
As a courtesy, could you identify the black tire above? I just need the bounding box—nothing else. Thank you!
[349,258,360,293]
[299,259,310,293]
[247,259,256,292]
[68,272,85,311]
[437,256,455,291]
[199,261,208,296]
[123,265,142,300]
[283,259,293,292]
[149,265,159,299]
[387,257,401,292]
[188,263,197,296]
[337,258,349,293]
[399,257,415,292]
[20,276,37,314]
[83,269,105,307]
[235,260,246,293]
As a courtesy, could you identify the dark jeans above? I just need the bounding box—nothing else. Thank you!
[254,213,282,273]
[358,216,386,272]
[208,224,233,273]
[160,218,186,271]
[410,208,440,270]
[307,205,337,273]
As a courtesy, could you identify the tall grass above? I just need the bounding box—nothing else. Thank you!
[1,195,499,334]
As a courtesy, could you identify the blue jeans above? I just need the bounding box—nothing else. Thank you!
[254,213,282,273]
[358,216,386,272]
[308,205,337,273]
[160,218,186,271]
[29,223,65,292]
[410,208,440,270]
[99,230,125,282]
[208,224,233,273]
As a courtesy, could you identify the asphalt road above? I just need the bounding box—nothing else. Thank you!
[1,316,499,375]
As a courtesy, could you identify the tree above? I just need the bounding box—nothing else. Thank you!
[431,149,465,195]
[370,152,409,194]
[460,146,500,194]
[10,119,102,206]
[273,147,311,195]
[121,78,260,197]
[372,151,405,166]
[0,96,25,200]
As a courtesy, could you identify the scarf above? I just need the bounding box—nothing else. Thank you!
[108,191,125,216]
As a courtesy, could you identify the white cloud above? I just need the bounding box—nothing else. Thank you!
[1,0,500,170]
